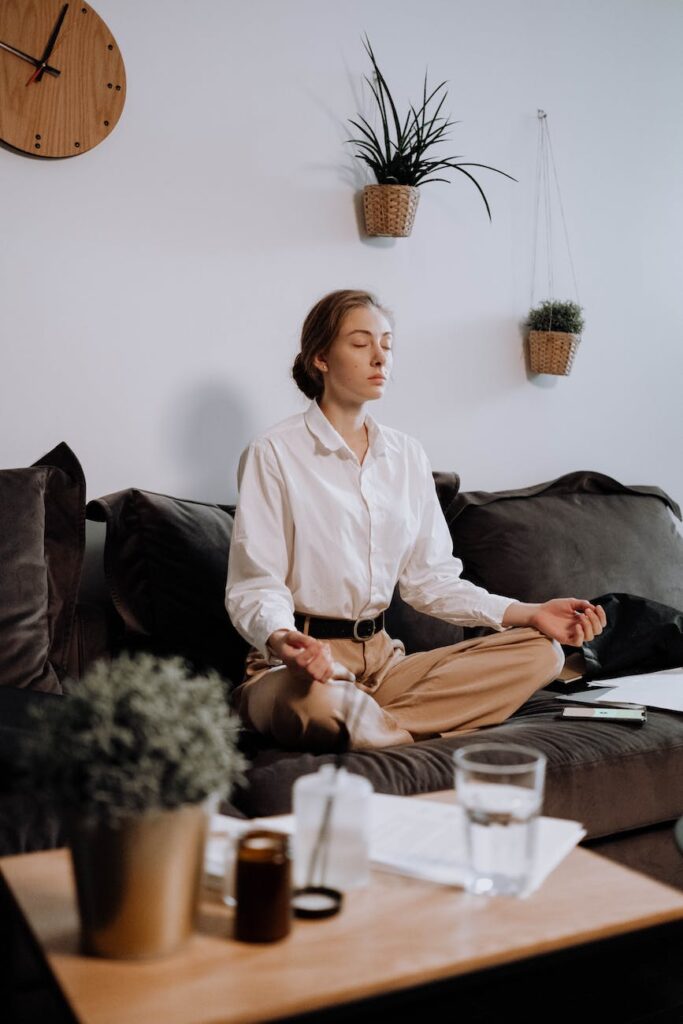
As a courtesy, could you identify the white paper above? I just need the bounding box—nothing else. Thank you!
[366,794,584,898]
[555,667,683,713]
[205,793,585,899]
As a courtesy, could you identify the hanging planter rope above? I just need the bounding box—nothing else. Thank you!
[528,110,584,376]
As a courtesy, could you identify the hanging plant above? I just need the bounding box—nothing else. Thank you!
[527,111,584,376]
[347,35,516,236]
[527,300,584,335]
[527,300,585,376]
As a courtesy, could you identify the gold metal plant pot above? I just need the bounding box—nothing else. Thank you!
[363,184,420,237]
[528,330,580,376]
[68,804,207,959]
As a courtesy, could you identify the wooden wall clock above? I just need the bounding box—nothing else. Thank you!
[0,0,125,157]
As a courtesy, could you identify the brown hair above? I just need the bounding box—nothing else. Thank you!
[292,289,392,400]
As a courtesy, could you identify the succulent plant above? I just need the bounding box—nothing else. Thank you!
[527,300,585,334]
[347,35,516,219]
[22,653,247,824]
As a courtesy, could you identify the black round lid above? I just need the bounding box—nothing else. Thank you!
[292,886,343,919]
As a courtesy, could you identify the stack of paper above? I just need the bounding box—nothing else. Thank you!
[366,794,584,897]
[555,667,683,713]
[205,793,585,899]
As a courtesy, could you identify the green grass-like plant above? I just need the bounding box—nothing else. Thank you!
[23,653,247,824]
[527,300,585,334]
[347,35,516,220]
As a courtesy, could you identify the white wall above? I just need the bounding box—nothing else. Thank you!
[2,0,682,505]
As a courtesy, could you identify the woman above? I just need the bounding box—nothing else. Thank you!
[225,289,606,751]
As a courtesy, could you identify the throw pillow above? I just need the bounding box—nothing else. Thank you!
[445,470,683,611]
[385,470,465,652]
[582,593,683,679]
[87,490,249,685]
[0,443,86,693]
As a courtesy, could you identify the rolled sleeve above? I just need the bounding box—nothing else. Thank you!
[398,446,516,630]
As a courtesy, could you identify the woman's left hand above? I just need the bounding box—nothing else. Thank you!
[530,599,607,646]
[503,598,607,645]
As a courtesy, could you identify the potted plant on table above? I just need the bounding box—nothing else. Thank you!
[347,35,516,237]
[527,299,585,376]
[22,653,246,959]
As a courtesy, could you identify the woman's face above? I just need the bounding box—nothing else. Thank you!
[313,305,393,406]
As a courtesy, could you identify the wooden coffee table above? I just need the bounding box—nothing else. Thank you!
[3,792,683,1024]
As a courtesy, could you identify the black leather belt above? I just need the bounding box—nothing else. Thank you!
[294,611,385,642]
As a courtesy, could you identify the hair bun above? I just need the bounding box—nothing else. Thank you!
[291,353,320,400]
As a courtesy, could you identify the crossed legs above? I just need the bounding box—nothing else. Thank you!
[233,627,564,752]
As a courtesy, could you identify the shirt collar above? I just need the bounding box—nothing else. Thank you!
[304,399,388,458]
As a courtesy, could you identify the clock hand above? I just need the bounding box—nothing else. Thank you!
[0,39,60,76]
[26,2,69,85]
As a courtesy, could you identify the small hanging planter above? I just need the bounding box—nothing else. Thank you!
[362,183,420,237]
[527,300,584,377]
[528,329,580,376]
[528,111,585,376]
[348,36,515,239]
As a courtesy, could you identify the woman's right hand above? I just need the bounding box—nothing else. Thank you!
[266,630,354,684]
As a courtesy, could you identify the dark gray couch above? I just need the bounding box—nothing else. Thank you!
[2,460,683,894]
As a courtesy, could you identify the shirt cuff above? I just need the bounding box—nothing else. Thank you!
[479,595,518,631]
[252,617,296,664]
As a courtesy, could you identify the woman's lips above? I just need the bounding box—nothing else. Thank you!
[369,376,386,382]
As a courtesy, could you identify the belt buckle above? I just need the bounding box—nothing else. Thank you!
[352,617,376,642]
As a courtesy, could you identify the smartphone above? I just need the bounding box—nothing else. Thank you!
[560,706,646,726]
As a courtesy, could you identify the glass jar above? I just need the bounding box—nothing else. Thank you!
[234,830,291,942]
[293,766,372,891]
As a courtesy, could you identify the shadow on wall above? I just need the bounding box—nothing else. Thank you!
[165,381,254,504]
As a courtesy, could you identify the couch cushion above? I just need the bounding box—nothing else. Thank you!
[383,471,465,652]
[582,592,683,679]
[0,443,85,693]
[0,689,65,854]
[234,690,683,840]
[445,470,683,612]
[86,489,249,686]
[384,589,465,654]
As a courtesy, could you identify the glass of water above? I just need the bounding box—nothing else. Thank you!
[453,743,546,897]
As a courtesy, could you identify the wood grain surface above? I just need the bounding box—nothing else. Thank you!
[3,792,683,1024]
[0,0,125,157]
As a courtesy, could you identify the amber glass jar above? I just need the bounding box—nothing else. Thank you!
[234,830,291,943]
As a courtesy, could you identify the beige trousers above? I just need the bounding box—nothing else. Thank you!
[232,626,564,752]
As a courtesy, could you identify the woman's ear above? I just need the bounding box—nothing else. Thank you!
[313,355,328,373]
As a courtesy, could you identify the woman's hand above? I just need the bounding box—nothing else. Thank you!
[503,599,607,647]
[266,630,355,684]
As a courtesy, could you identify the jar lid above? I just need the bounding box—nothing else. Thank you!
[292,886,343,919]
[237,829,289,862]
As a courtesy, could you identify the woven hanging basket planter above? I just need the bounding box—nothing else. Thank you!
[362,184,420,237]
[528,330,580,376]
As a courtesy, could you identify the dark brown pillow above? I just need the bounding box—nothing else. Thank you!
[86,489,249,685]
[446,470,683,611]
[0,443,85,692]
[384,471,465,652]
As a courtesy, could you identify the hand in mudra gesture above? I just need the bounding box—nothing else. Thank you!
[531,599,607,647]
[503,598,607,646]
[267,630,355,684]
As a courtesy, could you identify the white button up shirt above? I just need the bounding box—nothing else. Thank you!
[225,399,515,659]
